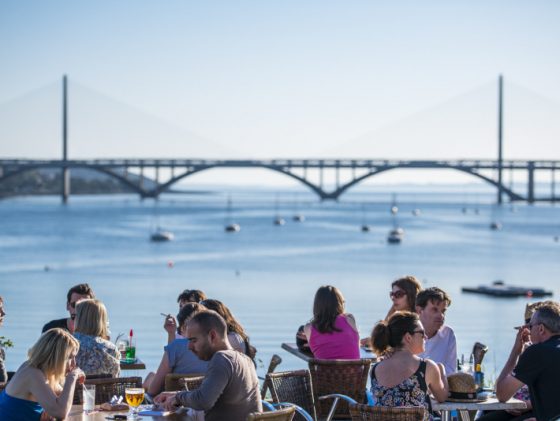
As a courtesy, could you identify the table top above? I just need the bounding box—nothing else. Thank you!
[281,342,377,362]
[119,358,146,370]
[66,405,187,420]
[431,397,526,411]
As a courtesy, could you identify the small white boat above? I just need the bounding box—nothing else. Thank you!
[274,217,285,226]
[390,206,398,215]
[150,229,174,242]
[387,227,404,243]
[225,223,241,233]
[490,221,502,231]
[293,214,305,222]
[412,209,421,216]
[361,224,371,232]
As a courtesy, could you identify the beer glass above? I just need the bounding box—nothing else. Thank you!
[125,387,145,419]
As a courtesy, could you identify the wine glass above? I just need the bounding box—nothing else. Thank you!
[125,387,145,419]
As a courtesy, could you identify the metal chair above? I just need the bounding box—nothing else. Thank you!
[164,372,205,391]
[248,404,296,420]
[308,358,372,420]
[74,376,142,405]
[266,370,317,421]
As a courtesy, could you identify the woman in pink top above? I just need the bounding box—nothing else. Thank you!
[303,285,360,359]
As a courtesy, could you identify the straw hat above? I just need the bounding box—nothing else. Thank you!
[446,372,487,403]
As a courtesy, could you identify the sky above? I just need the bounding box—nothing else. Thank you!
[1,1,560,186]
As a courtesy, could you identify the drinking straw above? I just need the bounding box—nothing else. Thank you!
[129,329,133,347]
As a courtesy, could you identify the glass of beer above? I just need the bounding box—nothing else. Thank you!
[125,387,145,419]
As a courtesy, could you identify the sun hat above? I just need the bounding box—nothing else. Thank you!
[446,372,488,403]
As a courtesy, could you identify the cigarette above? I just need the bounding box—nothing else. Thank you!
[513,326,524,330]
[161,313,170,317]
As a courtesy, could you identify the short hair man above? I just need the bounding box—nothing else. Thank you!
[415,287,457,374]
[42,283,95,333]
[155,310,261,421]
[163,289,208,344]
[496,301,560,421]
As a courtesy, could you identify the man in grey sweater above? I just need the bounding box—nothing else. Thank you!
[155,310,262,421]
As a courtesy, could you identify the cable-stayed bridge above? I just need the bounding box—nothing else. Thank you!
[0,157,558,202]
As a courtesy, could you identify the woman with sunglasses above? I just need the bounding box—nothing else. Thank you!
[385,275,422,321]
[303,285,360,360]
[370,311,448,417]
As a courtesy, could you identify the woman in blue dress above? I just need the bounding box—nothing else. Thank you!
[370,311,449,419]
[0,328,85,420]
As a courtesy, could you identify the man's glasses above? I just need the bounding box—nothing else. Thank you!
[389,290,406,299]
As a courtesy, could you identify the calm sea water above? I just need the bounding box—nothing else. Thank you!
[1,185,559,383]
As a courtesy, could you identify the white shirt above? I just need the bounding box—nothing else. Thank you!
[418,324,457,375]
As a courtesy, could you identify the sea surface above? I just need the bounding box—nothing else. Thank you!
[1,185,559,385]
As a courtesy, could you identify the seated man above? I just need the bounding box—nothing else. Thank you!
[155,310,261,421]
[164,289,208,344]
[42,283,95,333]
[416,287,457,374]
[496,301,560,421]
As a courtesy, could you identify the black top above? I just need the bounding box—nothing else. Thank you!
[41,317,69,333]
[513,334,560,421]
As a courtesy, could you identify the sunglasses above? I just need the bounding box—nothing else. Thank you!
[412,329,425,336]
[389,290,407,299]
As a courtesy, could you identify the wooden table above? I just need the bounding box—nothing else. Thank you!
[120,358,146,370]
[281,342,376,362]
[66,404,188,420]
[432,397,526,421]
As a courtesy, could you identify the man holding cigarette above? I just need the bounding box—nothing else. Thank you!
[496,301,560,421]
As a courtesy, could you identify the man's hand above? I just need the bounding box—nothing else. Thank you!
[164,315,177,335]
[512,326,530,356]
[154,391,180,411]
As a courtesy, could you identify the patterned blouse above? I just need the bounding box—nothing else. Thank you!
[370,359,432,420]
[74,333,120,377]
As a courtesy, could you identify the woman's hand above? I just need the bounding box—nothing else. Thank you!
[67,367,85,384]
[163,315,177,335]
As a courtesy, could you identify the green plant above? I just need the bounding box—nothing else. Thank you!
[0,336,13,348]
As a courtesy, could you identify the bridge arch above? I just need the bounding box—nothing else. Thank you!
[329,163,524,201]
[0,163,148,197]
[153,164,329,198]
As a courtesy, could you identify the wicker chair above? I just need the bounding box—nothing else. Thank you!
[308,358,372,420]
[349,404,427,421]
[74,376,142,405]
[260,354,283,398]
[266,370,316,421]
[247,405,296,421]
[164,373,205,391]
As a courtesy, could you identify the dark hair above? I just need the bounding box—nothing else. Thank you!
[534,301,560,333]
[66,283,95,303]
[189,310,227,338]
[177,302,205,330]
[177,289,207,304]
[200,299,257,360]
[371,311,420,354]
[312,285,345,334]
[392,276,422,311]
[415,287,451,309]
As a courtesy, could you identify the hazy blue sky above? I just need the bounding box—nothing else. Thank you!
[1,1,559,185]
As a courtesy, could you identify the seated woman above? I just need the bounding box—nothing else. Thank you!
[0,328,85,420]
[143,303,209,396]
[74,299,120,377]
[370,311,448,418]
[385,275,422,320]
[303,285,360,359]
[200,299,257,362]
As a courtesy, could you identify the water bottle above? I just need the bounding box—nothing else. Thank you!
[474,363,484,392]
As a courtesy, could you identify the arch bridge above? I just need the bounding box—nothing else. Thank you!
[0,158,558,203]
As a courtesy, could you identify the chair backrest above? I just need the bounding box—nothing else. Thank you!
[266,370,316,421]
[247,405,296,421]
[261,354,283,398]
[308,358,372,420]
[349,404,428,421]
[74,376,142,405]
[164,373,205,391]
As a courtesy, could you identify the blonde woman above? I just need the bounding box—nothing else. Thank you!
[74,299,120,377]
[0,328,84,420]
